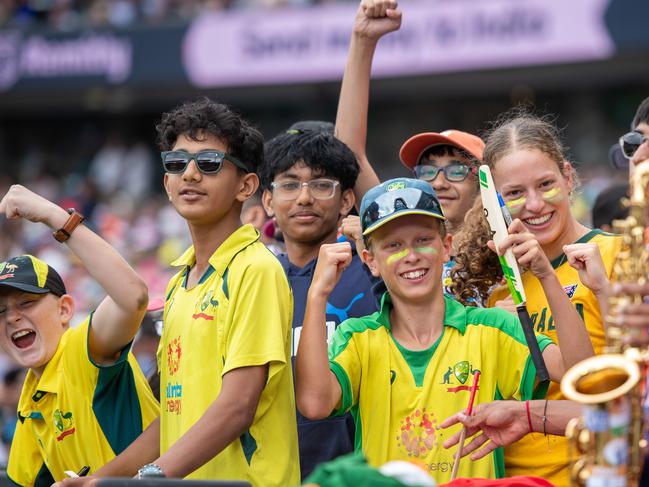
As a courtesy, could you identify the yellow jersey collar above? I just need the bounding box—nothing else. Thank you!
[377,291,467,334]
[170,224,260,278]
[17,327,70,414]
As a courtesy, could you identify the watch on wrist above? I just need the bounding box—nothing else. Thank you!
[53,208,85,243]
[137,463,165,479]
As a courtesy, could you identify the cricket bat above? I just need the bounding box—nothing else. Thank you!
[479,165,550,383]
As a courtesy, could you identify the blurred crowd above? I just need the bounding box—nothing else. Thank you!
[0,136,190,324]
[0,0,355,30]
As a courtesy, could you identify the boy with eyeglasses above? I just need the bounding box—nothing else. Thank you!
[80,98,299,486]
[295,177,594,484]
[0,185,159,485]
[336,0,483,233]
[260,126,379,479]
[335,0,485,302]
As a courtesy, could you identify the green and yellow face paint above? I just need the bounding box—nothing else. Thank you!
[505,196,527,216]
[541,187,564,203]
[386,248,410,266]
[386,246,438,266]
[414,247,437,255]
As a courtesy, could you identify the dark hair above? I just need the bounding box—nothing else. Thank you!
[156,97,264,173]
[592,184,629,230]
[260,129,360,191]
[632,97,649,129]
[419,144,480,168]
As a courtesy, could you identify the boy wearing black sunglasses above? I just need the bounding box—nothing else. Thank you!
[259,125,379,479]
[621,96,649,168]
[86,98,299,486]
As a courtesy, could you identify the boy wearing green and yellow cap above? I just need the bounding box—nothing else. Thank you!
[0,185,158,486]
[295,178,584,483]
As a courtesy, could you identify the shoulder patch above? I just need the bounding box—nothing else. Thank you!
[563,284,578,299]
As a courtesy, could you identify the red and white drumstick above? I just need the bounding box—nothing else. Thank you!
[450,370,481,480]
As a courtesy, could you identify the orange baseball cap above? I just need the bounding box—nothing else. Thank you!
[399,129,485,170]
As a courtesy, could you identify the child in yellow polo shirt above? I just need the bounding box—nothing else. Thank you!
[88,98,299,486]
[0,185,158,486]
[296,178,593,485]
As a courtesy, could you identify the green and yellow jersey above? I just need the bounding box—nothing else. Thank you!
[8,318,159,486]
[488,229,622,485]
[329,293,552,484]
[159,224,299,487]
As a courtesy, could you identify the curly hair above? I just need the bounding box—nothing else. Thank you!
[449,198,502,306]
[260,128,360,191]
[156,97,264,174]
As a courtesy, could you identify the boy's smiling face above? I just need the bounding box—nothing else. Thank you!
[417,149,478,231]
[363,215,451,304]
[262,162,354,247]
[164,132,258,226]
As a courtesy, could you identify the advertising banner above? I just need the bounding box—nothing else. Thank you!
[183,0,614,88]
[0,0,646,94]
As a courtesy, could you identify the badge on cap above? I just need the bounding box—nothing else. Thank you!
[387,181,406,192]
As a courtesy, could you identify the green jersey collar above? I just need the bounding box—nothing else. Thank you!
[376,291,468,334]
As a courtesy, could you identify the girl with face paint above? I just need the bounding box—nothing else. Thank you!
[451,111,622,486]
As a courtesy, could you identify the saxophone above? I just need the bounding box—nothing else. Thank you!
[561,159,649,486]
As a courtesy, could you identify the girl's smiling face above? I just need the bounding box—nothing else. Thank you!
[493,148,573,247]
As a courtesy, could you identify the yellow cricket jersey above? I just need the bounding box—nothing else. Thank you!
[328,293,552,485]
[8,317,159,486]
[488,229,622,485]
[159,224,299,486]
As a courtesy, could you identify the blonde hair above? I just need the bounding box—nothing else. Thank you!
[482,107,580,191]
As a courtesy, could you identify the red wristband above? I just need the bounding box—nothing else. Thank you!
[525,400,534,433]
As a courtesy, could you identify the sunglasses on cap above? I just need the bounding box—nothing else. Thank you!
[161,149,250,174]
[619,131,649,160]
[414,163,475,182]
[362,187,444,232]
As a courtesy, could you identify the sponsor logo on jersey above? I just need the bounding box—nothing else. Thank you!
[396,408,438,458]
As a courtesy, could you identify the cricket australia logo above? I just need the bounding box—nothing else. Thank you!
[53,409,75,441]
[387,181,406,191]
[192,290,218,321]
[0,262,17,280]
[441,360,480,393]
